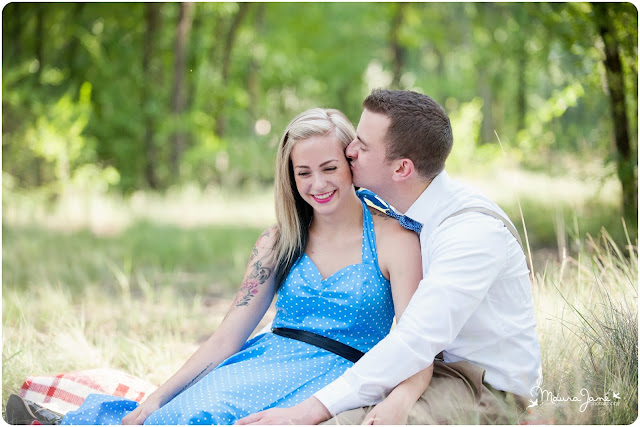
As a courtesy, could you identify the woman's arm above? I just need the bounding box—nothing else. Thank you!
[122,226,279,425]
[369,224,432,425]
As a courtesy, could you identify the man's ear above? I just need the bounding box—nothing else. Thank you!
[391,158,415,182]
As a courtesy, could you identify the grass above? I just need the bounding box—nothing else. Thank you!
[527,230,638,424]
[2,169,637,424]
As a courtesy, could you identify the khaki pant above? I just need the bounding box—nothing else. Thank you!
[323,360,528,425]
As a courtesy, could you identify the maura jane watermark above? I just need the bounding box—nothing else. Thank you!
[528,387,621,412]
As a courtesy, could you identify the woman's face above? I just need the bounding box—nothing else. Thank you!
[290,134,353,214]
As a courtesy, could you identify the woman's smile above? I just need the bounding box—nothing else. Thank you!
[312,190,336,204]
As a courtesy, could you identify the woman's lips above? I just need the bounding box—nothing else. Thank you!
[312,190,336,204]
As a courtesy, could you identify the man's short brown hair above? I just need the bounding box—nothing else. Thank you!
[363,89,453,180]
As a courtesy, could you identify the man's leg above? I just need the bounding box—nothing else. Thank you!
[410,360,525,424]
[321,361,478,425]
[322,361,525,425]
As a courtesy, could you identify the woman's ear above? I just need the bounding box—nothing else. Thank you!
[391,158,415,182]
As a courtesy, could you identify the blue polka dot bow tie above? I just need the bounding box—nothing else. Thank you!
[357,189,423,234]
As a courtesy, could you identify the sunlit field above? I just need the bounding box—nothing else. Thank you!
[2,168,637,424]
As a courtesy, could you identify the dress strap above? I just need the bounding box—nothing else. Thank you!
[358,194,383,273]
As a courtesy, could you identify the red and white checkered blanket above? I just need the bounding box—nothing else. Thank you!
[18,369,158,415]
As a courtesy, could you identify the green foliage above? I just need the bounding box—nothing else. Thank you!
[2,2,637,224]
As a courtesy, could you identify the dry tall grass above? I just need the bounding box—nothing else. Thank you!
[2,170,637,424]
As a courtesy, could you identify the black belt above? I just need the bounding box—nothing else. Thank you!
[272,327,364,363]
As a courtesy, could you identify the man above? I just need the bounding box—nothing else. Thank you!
[238,89,542,425]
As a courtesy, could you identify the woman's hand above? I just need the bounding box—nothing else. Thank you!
[121,396,161,425]
[236,397,331,425]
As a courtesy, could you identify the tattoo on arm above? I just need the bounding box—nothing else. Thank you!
[234,260,273,306]
[249,230,269,261]
[234,230,274,307]
[178,362,214,394]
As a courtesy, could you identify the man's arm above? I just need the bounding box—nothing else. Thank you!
[362,364,433,425]
[314,216,509,415]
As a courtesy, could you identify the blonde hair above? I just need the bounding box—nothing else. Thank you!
[273,108,356,289]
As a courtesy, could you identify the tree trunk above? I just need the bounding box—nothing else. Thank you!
[187,5,202,115]
[65,3,85,86]
[170,2,195,178]
[248,3,266,122]
[4,3,23,62]
[142,3,161,189]
[432,46,445,105]
[479,68,494,145]
[35,4,44,82]
[515,9,528,133]
[33,4,45,186]
[389,3,407,89]
[515,55,527,133]
[593,3,638,232]
[474,3,496,145]
[215,2,251,137]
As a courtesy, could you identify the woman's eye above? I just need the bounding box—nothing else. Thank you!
[324,167,337,172]
[297,172,310,177]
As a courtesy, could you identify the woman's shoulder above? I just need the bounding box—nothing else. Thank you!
[367,206,419,245]
[366,207,421,279]
[255,224,280,249]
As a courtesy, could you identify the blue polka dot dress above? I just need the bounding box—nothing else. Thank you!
[61,195,395,425]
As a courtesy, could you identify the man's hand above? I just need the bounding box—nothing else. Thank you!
[236,397,331,425]
[361,395,412,425]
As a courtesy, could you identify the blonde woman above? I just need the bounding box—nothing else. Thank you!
[59,109,426,425]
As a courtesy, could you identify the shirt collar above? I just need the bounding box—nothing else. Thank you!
[404,170,452,238]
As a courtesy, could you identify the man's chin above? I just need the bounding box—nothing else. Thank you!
[351,176,365,189]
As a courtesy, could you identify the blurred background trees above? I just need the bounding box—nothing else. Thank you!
[2,2,637,230]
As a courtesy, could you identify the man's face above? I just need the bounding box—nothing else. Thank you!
[345,109,393,196]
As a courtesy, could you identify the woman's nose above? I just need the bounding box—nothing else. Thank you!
[312,173,327,189]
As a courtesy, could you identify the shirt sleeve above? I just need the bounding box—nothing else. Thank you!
[314,214,509,415]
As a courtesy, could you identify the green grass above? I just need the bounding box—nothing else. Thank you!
[3,222,264,297]
[2,170,637,424]
[2,187,273,405]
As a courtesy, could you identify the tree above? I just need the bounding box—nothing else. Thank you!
[389,3,407,89]
[593,3,638,232]
[142,3,162,189]
[214,2,251,137]
[170,2,195,177]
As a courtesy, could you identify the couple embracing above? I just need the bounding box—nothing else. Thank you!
[52,89,542,425]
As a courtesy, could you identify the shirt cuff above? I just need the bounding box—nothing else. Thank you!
[314,376,371,416]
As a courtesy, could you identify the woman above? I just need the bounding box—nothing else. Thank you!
[60,108,425,425]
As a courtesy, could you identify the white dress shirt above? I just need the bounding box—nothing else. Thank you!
[314,170,542,415]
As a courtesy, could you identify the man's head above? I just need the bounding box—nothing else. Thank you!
[346,89,453,200]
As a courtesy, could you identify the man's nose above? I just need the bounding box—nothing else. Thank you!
[346,140,357,160]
